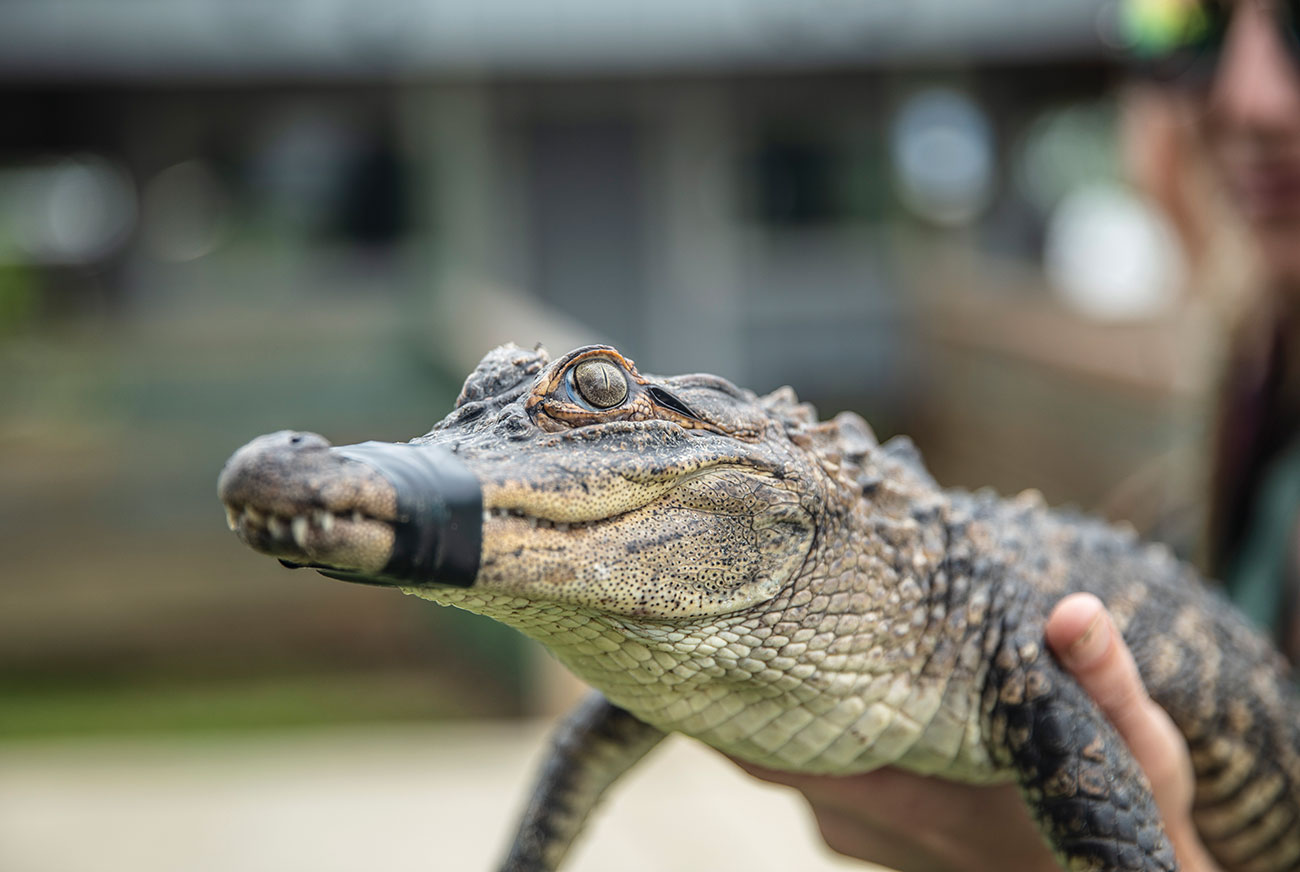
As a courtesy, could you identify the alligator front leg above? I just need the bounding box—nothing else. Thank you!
[500,691,667,872]
[987,633,1178,872]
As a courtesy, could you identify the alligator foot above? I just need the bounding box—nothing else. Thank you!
[499,692,666,872]
[990,632,1177,872]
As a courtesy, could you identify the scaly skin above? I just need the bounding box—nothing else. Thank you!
[219,344,1300,872]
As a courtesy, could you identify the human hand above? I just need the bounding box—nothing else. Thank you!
[1045,593,1218,872]
[733,593,1221,872]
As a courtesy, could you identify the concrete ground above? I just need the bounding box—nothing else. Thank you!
[0,721,874,872]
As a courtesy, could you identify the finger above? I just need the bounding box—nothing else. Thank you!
[1046,593,1157,748]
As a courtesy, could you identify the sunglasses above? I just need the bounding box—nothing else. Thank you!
[1118,0,1300,84]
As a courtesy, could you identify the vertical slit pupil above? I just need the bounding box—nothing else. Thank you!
[574,359,628,408]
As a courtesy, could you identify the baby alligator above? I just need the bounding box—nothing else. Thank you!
[218,343,1300,872]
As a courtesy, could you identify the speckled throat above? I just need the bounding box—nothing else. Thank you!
[219,343,1300,872]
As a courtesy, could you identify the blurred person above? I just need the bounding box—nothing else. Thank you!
[738,0,1300,868]
[1120,0,1300,656]
[1188,0,1300,660]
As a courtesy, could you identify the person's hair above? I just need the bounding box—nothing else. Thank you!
[1116,84,1270,574]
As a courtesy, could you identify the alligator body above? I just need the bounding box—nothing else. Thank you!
[218,344,1300,872]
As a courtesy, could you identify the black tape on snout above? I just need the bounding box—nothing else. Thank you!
[325,441,482,588]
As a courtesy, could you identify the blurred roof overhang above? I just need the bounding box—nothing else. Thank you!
[0,0,1113,83]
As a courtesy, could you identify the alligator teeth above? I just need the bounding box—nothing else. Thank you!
[225,505,376,542]
[555,523,570,533]
[291,516,310,549]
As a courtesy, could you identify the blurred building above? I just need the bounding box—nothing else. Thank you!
[0,0,1195,734]
[2,0,1119,398]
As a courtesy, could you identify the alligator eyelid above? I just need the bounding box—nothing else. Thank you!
[647,385,700,420]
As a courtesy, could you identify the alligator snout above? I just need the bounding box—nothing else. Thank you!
[218,432,482,587]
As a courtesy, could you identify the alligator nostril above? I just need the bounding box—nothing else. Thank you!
[282,431,330,451]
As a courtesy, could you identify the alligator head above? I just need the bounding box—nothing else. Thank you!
[219,343,887,610]
[219,343,938,740]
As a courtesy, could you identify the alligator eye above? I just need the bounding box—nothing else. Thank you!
[571,358,628,409]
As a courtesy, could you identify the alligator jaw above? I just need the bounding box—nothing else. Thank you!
[217,431,483,586]
[224,500,393,570]
[218,430,399,576]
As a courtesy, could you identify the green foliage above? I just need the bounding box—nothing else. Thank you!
[0,263,38,334]
[0,672,473,741]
